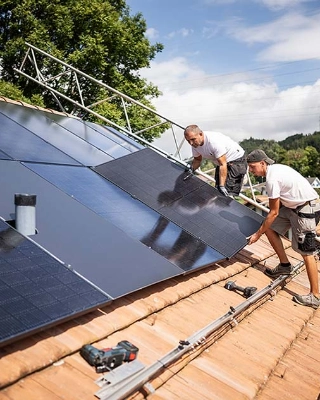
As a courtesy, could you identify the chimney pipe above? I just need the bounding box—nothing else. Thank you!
[14,194,37,236]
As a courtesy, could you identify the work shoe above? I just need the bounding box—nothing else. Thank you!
[264,263,292,278]
[293,293,320,309]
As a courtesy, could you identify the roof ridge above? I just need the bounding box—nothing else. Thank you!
[0,95,71,117]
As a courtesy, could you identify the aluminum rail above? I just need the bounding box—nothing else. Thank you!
[96,261,304,400]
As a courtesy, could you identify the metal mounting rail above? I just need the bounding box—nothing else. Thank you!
[95,261,304,400]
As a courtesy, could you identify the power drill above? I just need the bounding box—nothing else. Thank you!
[80,340,139,373]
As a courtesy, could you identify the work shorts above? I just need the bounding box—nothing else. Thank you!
[270,201,320,255]
[215,158,247,196]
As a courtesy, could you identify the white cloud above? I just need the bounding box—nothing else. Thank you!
[223,11,320,62]
[167,28,194,39]
[141,59,320,159]
[146,28,159,40]
[257,0,317,11]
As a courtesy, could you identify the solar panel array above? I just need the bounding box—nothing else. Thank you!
[0,100,264,346]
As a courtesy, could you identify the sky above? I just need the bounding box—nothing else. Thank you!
[126,0,320,159]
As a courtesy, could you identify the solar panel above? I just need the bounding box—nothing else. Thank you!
[24,162,224,271]
[0,107,81,165]
[0,149,12,160]
[0,101,144,165]
[44,114,143,158]
[0,102,112,166]
[0,160,183,298]
[94,148,264,258]
[0,219,111,347]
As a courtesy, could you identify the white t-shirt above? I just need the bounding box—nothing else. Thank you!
[266,164,318,208]
[192,131,244,164]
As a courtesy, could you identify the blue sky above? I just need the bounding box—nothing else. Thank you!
[126,0,320,157]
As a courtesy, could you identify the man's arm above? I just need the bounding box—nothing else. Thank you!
[216,154,228,186]
[248,197,280,245]
[191,155,202,171]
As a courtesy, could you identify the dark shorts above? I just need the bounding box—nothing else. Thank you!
[215,157,247,196]
[271,201,320,255]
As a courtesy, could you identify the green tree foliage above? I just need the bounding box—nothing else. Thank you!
[240,132,320,178]
[0,0,166,141]
[0,80,45,106]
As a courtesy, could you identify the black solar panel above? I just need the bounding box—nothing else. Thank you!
[94,148,264,258]
[0,101,141,165]
[45,114,143,158]
[0,219,111,347]
[24,162,224,271]
[0,108,81,165]
[0,149,12,160]
[0,160,183,298]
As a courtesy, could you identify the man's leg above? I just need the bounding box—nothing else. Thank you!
[265,228,290,264]
[302,254,319,296]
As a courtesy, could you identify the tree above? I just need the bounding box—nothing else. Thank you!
[0,80,44,107]
[0,0,166,141]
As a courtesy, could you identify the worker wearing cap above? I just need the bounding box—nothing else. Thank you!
[247,149,320,309]
[184,125,247,197]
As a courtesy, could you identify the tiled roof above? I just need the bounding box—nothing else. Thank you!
[0,96,319,399]
[0,234,319,400]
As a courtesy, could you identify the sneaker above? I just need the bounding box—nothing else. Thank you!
[293,293,320,309]
[264,263,292,278]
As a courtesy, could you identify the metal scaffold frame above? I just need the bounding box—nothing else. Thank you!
[14,42,269,214]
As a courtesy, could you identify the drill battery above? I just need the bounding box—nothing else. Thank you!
[80,340,139,373]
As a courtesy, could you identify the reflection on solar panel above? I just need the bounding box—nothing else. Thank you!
[24,162,224,272]
[0,219,111,347]
[0,101,142,166]
[94,148,264,258]
[0,108,81,165]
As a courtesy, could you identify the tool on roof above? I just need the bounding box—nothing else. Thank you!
[80,340,139,373]
[183,165,195,181]
[94,261,303,400]
[224,281,257,298]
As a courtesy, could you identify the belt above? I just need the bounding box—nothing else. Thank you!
[293,200,318,217]
[295,200,317,210]
[227,155,246,165]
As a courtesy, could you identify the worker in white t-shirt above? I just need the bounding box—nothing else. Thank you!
[247,149,320,309]
[184,125,247,197]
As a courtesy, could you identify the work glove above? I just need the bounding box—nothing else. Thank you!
[184,164,194,174]
[218,185,229,197]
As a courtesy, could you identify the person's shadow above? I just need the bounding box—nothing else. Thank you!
[141,215,206,271]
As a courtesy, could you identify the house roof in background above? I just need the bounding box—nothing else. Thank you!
[0,97,319,400]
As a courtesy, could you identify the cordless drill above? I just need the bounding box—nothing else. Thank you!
[80,340,139,373]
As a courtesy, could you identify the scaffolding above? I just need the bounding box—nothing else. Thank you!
[14,42,269,214]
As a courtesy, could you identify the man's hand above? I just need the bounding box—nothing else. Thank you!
[218,186,229,196]
[247,232,261,245]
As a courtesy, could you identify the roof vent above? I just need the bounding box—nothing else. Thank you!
[14,194,37,236]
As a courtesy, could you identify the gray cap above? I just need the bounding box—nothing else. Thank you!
[247,149,274,165]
